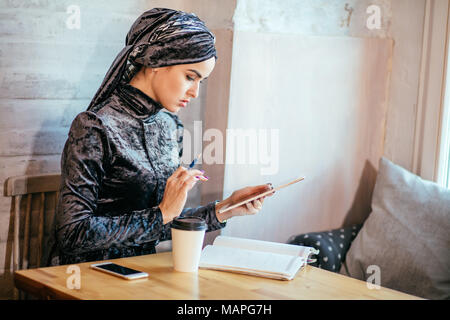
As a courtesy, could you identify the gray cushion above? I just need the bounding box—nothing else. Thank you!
[340,157,450,299]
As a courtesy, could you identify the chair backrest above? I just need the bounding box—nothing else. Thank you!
[4,173,61,272]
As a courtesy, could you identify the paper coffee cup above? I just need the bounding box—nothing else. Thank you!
[171,217,207,272]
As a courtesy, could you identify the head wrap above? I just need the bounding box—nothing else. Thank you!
[87,8,217,111]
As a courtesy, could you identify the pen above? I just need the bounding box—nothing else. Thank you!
[189,153,208,181]
[188,152,202,169]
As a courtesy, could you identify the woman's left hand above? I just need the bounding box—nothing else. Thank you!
[215,183,274,222]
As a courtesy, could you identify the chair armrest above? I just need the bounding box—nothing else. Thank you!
[287,224,362,272]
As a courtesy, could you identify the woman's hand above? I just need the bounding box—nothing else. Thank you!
[215,183,274,223]
[159,166,207,224]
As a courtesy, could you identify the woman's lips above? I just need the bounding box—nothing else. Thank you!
[178,100,189,107]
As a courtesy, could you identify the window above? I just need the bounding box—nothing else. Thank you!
[437,110,450,188]
[414,0,450,187]
[437,58,450,188]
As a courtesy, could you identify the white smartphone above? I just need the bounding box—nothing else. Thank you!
[90,262,149,280]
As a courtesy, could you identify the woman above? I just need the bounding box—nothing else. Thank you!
[53,8,272,265]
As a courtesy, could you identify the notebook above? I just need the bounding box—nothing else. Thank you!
[199,236,319,280]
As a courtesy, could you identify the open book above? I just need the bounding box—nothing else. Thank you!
[199,236,319,280]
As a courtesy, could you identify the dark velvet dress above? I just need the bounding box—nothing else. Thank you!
[54,83,225,265]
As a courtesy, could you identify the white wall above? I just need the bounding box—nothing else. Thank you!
[221,0,399,242]
[383,0,426,172]
[222,34,392,242]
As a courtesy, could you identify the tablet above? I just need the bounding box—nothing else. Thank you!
[217,176,305,214]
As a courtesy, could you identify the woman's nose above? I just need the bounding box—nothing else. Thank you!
[187,82,200,99]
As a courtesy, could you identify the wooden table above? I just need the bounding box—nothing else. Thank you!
[14,252,421,300]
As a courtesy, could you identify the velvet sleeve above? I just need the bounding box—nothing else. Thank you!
[158,201,227,241]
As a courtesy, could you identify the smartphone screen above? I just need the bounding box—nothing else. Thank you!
[95,263,143,276]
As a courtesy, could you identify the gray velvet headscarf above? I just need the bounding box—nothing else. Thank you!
[87,8,217,111]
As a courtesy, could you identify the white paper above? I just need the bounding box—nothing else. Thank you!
[199,236,315,280]
[212,235,316,260]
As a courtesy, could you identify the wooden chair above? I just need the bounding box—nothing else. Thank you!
[3,173,61,299]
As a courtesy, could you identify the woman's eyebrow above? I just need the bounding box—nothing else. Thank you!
[187,69,207,79]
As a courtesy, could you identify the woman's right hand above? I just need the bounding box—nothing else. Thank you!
[158,166,207,224]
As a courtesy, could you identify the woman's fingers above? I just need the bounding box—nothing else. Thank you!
[245,201,258,215]
[185,176,199,191]
[177,168,209,191]
[180,169,207,182]
[242,199,262,215]
[253,199,262,210]
[171,166,187,179]
[173,166,208,179]
[257,197,264,205]
[266,183,275,197]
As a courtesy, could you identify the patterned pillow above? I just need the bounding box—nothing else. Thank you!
[287,224,362,272]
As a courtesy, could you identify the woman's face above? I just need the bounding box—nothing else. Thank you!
[142,57,216,113]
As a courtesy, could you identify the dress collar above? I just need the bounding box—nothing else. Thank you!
[116,83,163,120]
